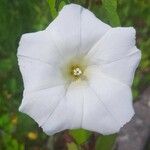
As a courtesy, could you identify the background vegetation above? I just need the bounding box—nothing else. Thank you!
[0,0,149,149]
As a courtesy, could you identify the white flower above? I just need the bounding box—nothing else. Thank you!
[17,4,141,135]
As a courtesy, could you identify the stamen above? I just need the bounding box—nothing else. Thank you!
[69,65,83,80]
[73,67,82,76]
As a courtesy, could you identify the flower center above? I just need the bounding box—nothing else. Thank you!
[70,65,83,79]
[61,56,88,81]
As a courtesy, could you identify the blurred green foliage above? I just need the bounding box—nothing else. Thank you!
[0,0,149,149]
[0,0,50,149]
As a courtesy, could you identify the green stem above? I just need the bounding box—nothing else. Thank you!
[88,0,92,9]
[85,0,92,9]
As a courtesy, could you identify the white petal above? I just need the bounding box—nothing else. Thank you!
[19,85,66,126]
[17,31,61,65]
[41,81,86,135]
[18,57,64,92]
[46,4,110,59]
[46,4,83,59]
[18,4,110,67]
[86,27,136,64]
[100,47,141,86]
[80,6,111,55]
[82,86,120,135]
[84,66,134,134]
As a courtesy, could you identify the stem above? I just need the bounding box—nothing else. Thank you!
[85,0,92,9]
[88,0,92,9]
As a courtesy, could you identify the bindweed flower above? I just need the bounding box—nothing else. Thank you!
[17,4,141,135]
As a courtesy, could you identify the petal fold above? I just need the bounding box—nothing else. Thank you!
[19,85,66,126]
[86,27,136,63]
[41,82,86,135]
[17,31,61,65]
[84,66,134,134]
[18,57,65,92]
[46,4,110,58]
[100,47,141,86]
[82,86,120,135]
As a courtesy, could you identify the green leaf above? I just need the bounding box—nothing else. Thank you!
[95,134,117,150]
[47,0,58,19]
[48,0,67,19]
[102,0,121,26]
[55,0,67,11]
[67,142,78,150]
[69,129,91,145]
[58,1,66,11]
